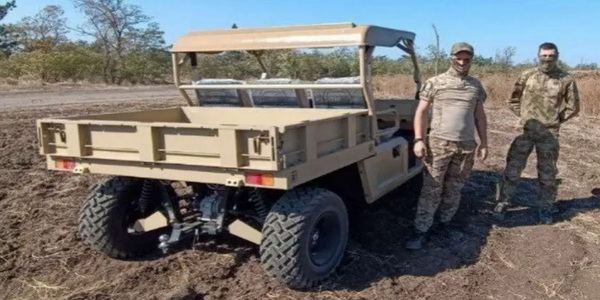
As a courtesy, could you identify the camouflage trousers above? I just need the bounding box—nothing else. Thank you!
[495,128,560,210]
[414,137,477,233]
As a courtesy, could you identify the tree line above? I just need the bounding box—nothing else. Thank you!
[0,0,596,85]
[0,0,169,84]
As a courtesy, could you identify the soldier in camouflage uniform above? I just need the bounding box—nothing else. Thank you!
[493,42,580,224]
[406,42,489,250]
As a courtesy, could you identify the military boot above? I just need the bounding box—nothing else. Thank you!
[493,181,510,222]
[539,183,558,225]
[434,220,466,241]
[492,202,509,222]
[405,229,428,250]
[538,208,555,224]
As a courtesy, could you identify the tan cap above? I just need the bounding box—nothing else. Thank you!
[451,42,474,55]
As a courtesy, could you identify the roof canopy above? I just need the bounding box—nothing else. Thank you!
[171,22,416,53]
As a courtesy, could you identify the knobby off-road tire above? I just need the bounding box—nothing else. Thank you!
[77,177,170,259]
[260,187,349,289]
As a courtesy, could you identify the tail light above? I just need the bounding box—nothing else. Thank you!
[245,173,274,186]
[55,158,76,170]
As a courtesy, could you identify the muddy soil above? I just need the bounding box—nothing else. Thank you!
[1,87,599,300]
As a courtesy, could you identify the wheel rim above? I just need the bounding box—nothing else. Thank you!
[309,210,342,267]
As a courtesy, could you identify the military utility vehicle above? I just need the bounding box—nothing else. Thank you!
[36,22,424,289]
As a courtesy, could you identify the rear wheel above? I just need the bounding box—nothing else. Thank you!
[77,177,172,259]
[260,187,348,289]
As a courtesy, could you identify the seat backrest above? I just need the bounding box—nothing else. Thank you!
[249,78,309,108]
[193,78,251,107]
[311,76,366,109]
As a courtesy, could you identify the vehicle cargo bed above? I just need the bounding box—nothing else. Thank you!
[37,107,374,173]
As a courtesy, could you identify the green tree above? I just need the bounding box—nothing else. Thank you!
[10,5,68,52]
[494,46,516,72]
[0,0,17,56]
[321,48,357,78]
[574,62,598,70]
[73,0,152,84]
[122,22,170,84]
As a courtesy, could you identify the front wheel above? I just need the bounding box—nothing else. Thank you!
[260,187,348,289]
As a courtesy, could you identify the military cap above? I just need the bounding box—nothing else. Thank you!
[451,42,474,55]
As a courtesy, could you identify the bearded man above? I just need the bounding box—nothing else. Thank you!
[406,42,489,250]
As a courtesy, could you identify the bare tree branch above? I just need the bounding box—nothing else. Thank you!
[72,0,151,84]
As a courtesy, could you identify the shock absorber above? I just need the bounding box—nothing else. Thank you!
[138,179,154,216]
[248,188,269,222]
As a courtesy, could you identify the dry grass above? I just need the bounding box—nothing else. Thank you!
[2,71,599,300]
[373,70,600,115]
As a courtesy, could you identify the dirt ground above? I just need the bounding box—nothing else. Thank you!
[1,86,599,300]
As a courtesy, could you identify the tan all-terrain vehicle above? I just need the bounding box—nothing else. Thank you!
[36,22,424,289]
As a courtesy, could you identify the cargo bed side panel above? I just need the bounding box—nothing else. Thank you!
[38,120,280,171]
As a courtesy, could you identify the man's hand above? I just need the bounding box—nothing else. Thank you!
[477,144,488,161]
[414,140,428,158]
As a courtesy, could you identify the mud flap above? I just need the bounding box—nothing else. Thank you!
[133,211,168,232]
[228,219,262,245]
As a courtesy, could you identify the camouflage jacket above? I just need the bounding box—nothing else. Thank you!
[508,67,580,129]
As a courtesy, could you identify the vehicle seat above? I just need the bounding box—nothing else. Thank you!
[310,76,366,109]
[250,78,310,108]
[192,78,252,107]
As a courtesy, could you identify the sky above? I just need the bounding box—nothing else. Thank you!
[3,0,599,66]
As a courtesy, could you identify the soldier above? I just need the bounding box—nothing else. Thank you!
[405,42,488,250]
[493,42,580,224]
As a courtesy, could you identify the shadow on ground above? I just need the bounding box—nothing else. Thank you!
[323,170,600,291]
[131,170,600,293]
